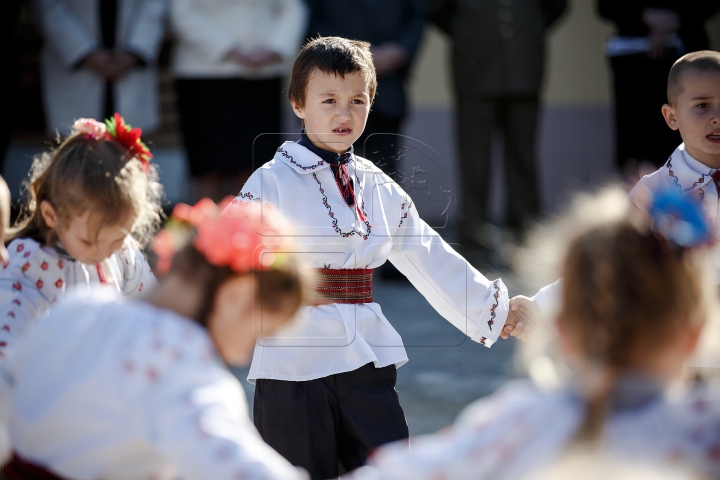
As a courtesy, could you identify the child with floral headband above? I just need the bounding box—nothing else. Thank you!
[0,113,163,362]
[1,200,309,479]
[344,185,720,480]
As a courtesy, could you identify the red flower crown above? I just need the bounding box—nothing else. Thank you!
[152,198,290,275]
[73,113,153,173]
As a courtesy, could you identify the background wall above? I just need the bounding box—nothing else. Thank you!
[400,0,720,226]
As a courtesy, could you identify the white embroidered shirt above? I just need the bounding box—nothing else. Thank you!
[2,289,306,480]
[234,141,509,382]
[0,237,155,362]
[345,379,720,480]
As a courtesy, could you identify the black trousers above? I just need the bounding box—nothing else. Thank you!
[254,363,409,479]
[610,51,682,170]
[455,94,541,237]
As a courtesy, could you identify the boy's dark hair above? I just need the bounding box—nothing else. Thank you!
[667,50,720,105]
[289,36,377,108]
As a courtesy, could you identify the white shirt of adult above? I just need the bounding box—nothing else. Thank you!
[233,141,509,383]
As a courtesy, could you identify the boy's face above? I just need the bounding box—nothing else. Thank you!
[662,71,720,167]
[292,69,371,154]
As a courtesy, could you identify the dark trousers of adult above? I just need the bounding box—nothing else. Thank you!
[455,94,541,243]
[355,112,403,178]
[254,363,409,480]
[610,51,682,171]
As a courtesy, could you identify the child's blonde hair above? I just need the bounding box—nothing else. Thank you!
[9,129,163,248]
[519,186,715,445]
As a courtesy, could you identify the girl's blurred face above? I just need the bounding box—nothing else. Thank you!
[41,201,135,264]
[58,212,134,264]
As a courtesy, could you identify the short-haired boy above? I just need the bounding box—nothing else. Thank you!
[506,50,720,340]
[234,37,517,479]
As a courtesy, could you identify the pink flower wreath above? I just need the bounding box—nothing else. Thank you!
[72,113,153,173]
[152,198,289,275]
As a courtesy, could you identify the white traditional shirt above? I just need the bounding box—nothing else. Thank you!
[533,143,720,324]
[2,289,307,480]
[0,237,155,362]
[345,378,720,480]
[234,140,509,383]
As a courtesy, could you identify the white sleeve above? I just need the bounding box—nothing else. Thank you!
[343,382,578,480]
[139,354,305,479]
[116,239,156,297]
[266,0,309,61]
[170,0,239,64]
[0,361,13,464]
[124,0,168,62]
[33,0,98,67]
[532,279,562,326]
[388,195,509,347]
[0,243,62,362]
[232,163,280,207]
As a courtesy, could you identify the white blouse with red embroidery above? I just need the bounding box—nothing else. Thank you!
[2,289,306,480]
[0,237,155,361]
[233,140,509,383]
[345,379,720,480]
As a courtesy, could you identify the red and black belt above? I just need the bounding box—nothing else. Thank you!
[308,268,374,305]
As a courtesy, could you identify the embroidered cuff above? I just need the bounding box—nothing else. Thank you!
[470,278,509,348]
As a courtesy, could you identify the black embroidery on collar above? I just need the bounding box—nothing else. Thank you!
[312,172,371,240]
[278,147,324,171]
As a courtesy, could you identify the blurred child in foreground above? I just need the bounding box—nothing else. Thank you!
[0,116,162,362]
[345,185,720,480]
[1,201,309,479]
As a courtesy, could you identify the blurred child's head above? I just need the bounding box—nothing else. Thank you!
[152,200,309,365]
[289,36,377,154]
[558,191,711,379]
[662,51,720,167]
[9,116,163,264]
[529,186,716,444]
[0,176,11,263]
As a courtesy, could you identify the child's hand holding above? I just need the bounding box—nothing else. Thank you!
[500,296,542,342]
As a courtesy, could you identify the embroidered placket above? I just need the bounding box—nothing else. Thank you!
[331,152,368,223]
[711,170,720,198]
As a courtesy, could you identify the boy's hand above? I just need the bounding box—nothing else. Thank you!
[500,295,542,342]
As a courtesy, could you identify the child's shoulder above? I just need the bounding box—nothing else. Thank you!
[456,379,567,429]
[3,238,61,275]
[271,141,328,175]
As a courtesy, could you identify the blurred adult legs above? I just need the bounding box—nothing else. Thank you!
[456,95,540,249]
[610,52,681,172]
[175,78,281,202]
[456,97,493,249]
[503,96,540,232]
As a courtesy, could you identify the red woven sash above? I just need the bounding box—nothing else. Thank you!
[309,268,374,305]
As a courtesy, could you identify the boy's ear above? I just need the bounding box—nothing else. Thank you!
[290,99,306,121]
[39,200,58,229]
[662,104,679,131]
